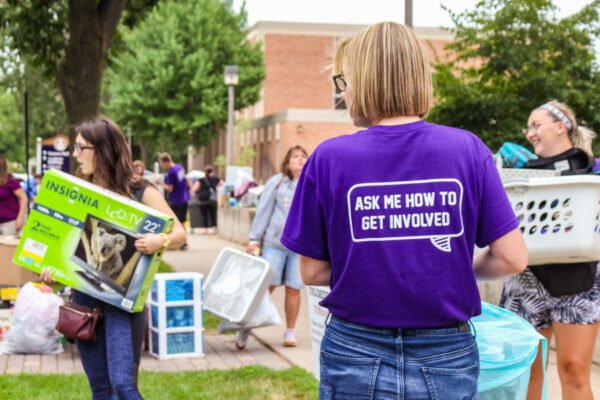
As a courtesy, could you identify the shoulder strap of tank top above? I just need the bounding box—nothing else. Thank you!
[134,186,146,202]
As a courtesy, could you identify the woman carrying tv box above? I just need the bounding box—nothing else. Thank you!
[42,117,186,400]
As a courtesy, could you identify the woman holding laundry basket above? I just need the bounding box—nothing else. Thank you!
[280,21,527,399]
[42,117,186,400]
[500,100,600,400]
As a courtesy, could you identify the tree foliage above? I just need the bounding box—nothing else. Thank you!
[0,70,67,161]
[0,0,158,169]
[104,0,265,163]
[0,0,157,81]
[0,33,66,163]
[428,0,600,153]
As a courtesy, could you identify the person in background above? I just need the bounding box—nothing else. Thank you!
[237,145,308,350]
[280,22,527,399]
[500,100,600,400]
[41,117,187,400]
[0,155,28,235]
[27,173,44,205]
[577,126,600,172]
[156,152,191,250]
[191,165,222,234]
[20,174,37,202]
[133,160,146,177]
[34,173,43,192]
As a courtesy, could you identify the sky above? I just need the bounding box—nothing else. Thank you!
[232,0,595,28]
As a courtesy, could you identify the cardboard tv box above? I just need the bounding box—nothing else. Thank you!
[13,169,174,312]
[0,236,39,286]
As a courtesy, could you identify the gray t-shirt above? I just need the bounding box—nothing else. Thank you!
[249,173,297,249]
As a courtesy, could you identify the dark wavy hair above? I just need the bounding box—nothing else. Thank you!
[75,118,147,197]
[281,145,308,180]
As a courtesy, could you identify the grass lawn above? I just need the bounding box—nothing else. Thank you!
[203,309,222,332]
[0,366,319,400]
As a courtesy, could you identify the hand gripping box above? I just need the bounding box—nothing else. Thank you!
[12,169,174,312]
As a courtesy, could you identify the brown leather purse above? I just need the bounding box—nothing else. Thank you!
[56,301,102,341]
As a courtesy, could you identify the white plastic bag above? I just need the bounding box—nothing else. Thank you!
[217,292,282,332]
[1,282,64,354]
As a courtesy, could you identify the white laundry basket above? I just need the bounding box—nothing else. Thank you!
[504,175,600,265]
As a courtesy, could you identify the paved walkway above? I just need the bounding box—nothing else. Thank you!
[0,334,289,375]
[1,231,600,400]
[0,233,291,376]
[163,233,600,400]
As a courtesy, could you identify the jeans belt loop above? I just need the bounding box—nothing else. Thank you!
[458,320,471,333]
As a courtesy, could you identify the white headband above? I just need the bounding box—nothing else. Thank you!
[540,103,573,131]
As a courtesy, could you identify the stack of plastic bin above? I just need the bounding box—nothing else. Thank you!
[148,272,204,359]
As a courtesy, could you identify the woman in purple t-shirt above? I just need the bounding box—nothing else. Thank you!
[0,154,28,235]
[281,22,528,399]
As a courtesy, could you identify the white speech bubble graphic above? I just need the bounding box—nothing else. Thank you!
[430,236,452,252]
[347,179,464,252]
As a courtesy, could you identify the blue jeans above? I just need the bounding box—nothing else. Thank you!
[73,291,145,400]
[320,315,479,400]
[262,245,305,289]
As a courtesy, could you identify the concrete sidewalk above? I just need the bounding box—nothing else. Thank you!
[1,231,599,400]
[169,232,600,400]
[0,233,292,375]
[163,233,315,372]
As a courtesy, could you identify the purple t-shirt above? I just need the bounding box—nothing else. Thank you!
[166,164,190,205]
[281,121,518,328]
[0,177,21,223]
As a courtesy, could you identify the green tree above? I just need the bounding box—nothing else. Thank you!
[0,32,67,163]
[104,0,265,163]
[0,91,26,158]
[0,0,158,165]
[428,0,600,153]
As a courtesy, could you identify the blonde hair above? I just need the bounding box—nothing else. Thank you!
[133,160,145,176]
[536,100,594,156]
[339,22,433,124]
[333,38,350,75]
[578,126,596,156]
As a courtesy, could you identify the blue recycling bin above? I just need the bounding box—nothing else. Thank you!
[474,302,547,400]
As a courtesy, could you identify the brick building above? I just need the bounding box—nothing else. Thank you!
[195,21,453,183]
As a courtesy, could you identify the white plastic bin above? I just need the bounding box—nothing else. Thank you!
[148,272,204,359]
[504,175,600,265]
[203,247,273,325]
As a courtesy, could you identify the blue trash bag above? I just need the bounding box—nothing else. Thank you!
[495,142,538,168]
[472,302,547,400]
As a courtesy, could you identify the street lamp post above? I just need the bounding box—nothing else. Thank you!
[224,65,239,165]
[405,0,413,27]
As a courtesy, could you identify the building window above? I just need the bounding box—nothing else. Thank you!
[334,86,346,110]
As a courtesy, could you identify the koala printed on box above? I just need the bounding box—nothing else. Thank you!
[92,227,126,281]
[73,216,140,290]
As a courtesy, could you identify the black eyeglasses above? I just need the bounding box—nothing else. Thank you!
[74,143,95,152]
[332,74,347,92]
